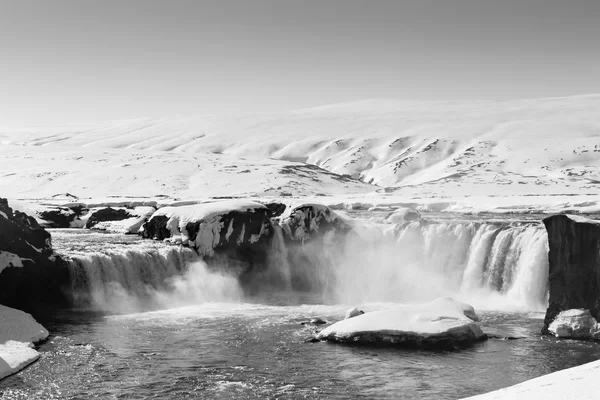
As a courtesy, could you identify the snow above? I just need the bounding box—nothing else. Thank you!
[0,305,49,380]
[0,250,23,275]
[317,297,485,345]
[1,95,599,214]
[548,309,600,339]
[462,359,600,400]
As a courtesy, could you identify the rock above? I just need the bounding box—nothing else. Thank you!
[345,308,365,319]
[317,298,486,349]
[277,203,352,292]
[548,309,600,340]
[0,198,71,309]
[38,206,86,228]
[301,317,327,326]
[280,203,351,242]
[141,201,275,279]
[0,304,49,380]
[0,341,40,380]
[85,207,134,229]
[0,304,49,344]
[542,214,600,334]
[85,206,155,233]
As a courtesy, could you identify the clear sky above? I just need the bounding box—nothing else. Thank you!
[1,0,599,125]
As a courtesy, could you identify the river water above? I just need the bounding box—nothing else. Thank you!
[1,219,600,399]
[2,305,600,399]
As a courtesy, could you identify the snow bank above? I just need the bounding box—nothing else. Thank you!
[462,359,600,400]
[0,305,49,380]
[548,309,600,340]
[317,298,485,347]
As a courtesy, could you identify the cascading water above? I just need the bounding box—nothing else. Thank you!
[51,217,549,314]
[52,230,243,313]
[269,220,549,310]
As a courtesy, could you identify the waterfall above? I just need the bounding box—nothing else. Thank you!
[66,243,243,313]
[267,220,550,310]
[59,218,550,313]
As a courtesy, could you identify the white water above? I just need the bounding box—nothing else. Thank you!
[56,220,549,313]
[55,230,243,313]
[278,221,549,311]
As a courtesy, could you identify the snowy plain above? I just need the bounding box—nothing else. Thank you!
[1,94,599,215]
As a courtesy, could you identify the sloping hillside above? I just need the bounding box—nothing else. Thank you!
[1,95,599,205]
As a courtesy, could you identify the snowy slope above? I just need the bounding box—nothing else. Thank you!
[1,95,599,208]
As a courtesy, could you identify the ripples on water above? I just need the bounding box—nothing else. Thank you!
[2,304,600,400]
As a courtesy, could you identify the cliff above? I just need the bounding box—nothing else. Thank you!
[0,198,70,310]
[542,214,600,334]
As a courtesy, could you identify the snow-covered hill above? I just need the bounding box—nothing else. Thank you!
[1,95,599,211]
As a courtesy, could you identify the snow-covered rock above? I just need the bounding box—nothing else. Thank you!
[0,341,40,380]
[143,200,272,256]
[0,304,49,380]
[0,305,48,344]
[85,206,155,234]
[279,203,350,242]
[462,359,600,400]
[0,250,23,275]
[548,309,600,340]
[317,298,485,348]
[385,207,422,224]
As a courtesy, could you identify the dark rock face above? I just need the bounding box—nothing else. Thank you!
[141,215,171,240]
[0,198,71,310]
[85,207,134,229]
[542,214,600,334]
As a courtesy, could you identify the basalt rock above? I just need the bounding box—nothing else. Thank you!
[85,207,134,229]
[141,203,276,275]
[277,204,352,292]
[280,204,351,242]
[0,198,71,310]
[542,214,600,334]
[141,215,171,240]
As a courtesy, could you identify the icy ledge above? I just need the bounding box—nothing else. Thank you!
[0,304,49,380]
[462,359,600,399]
[317,298,486,348]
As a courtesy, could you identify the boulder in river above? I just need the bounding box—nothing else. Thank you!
[317,298,486,349]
